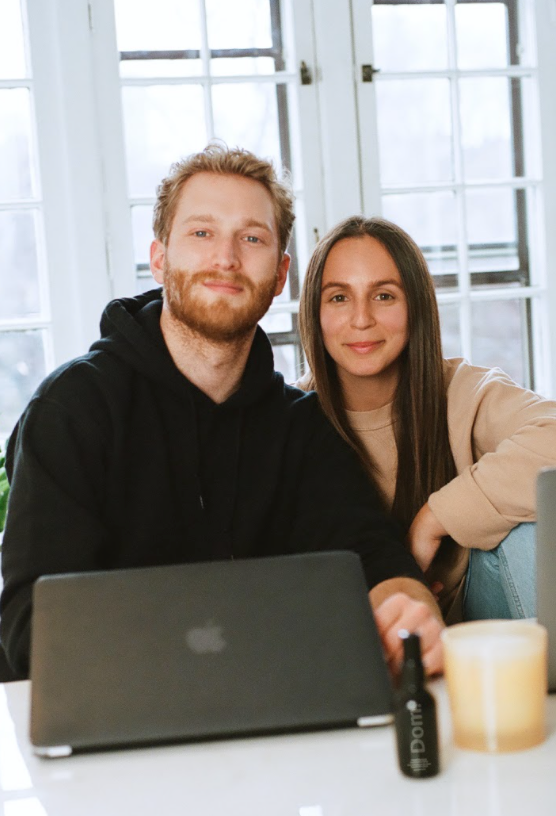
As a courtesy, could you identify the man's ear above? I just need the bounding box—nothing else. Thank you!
[274,253,290,297]
[150,240,166,285]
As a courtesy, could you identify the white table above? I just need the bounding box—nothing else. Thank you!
[1,680,555,816]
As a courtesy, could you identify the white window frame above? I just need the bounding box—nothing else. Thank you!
[14,0,556,396]
[87,0,327,348]
[535,0,556,397]
[26,0,112,360]
[306,0,556,395]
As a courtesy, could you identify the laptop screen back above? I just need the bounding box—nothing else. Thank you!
[30,551,393,755]
[536,467,556,692]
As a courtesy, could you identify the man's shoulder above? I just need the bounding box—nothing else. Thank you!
[15,350,134,442]
[281,381,318,406]
[272,382,350,453]
[35,349,130,402]
[273,381,330,424]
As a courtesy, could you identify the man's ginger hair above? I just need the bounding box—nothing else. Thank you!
[153,143,295,255]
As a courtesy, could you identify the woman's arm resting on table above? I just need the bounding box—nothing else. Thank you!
[369,577,445,677]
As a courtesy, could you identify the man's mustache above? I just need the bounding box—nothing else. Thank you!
[174,269,256,292]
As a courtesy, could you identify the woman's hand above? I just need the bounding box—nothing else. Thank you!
[371,588,444,677]
[408,503,448,572]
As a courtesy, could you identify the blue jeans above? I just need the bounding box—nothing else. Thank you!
[462,523,536,620]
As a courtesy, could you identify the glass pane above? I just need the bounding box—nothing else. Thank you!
[465,187,516,249]
[376,80,452,184]
[271,343,298,384]
[382,191,457,254]
[466,188,525,288]
[460,78,513,180]
[469,244,520,280]
[212,82,282,169]
[122,85,207,197]
[259,312,292,334]
[120,59,202,79]
[383,193,459,288]
[371,3,448,72]
[137,276,159,295]
[273,273,291,303]
[0,211,41,319]
[0,330,46,438]
[439,303,462,358]
[206,0,272,50]
[471,299,526,385]
[0,89,33,199]
[131,205,154,272]
[456,2,509,70]
[114,0,201,52]
[210,57,276,77]
[0,0,27,79]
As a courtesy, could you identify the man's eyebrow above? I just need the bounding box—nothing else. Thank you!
[181,214,216,224]
[321,277,402,291]
[242,219,273,233]
[181,215,273,233]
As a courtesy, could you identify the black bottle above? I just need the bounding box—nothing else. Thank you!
[394,632,440,778]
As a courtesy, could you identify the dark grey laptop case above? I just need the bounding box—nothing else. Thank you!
[30,551,393,756]
[536,467,556,692]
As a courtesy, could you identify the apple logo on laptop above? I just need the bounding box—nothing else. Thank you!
[185,621,226,654]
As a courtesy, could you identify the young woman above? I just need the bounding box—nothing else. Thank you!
[298,215,556,623]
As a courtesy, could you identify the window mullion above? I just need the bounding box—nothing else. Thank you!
[534,0,556,396]
[26,0,112,362]
[446,0,472,361]
[309,0,363,225]
[198,0,214,138]
[286,0,327,258]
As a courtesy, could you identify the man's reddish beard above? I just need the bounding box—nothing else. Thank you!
[163,263,279,343]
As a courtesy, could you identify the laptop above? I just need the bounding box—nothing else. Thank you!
[537,467,556,692]
[29,550,393,756]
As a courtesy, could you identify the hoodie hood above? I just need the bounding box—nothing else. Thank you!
[90,288,282,407]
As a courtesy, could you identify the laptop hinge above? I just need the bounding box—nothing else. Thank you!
[34,744,73,758]
[357,713,393,728]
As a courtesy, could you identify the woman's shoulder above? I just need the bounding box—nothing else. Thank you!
[293,371,315,392]
[443,357,518,392]
[442,358,554,421]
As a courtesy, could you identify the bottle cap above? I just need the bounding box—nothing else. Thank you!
[399,630,424,689]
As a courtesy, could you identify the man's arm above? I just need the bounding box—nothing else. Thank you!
[286,397,444,674]
[369,578,444,677]
[0,387,110,678]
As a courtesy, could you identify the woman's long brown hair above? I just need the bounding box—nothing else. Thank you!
[299,216,456,532]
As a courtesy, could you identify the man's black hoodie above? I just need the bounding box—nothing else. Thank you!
[0,290,423,677]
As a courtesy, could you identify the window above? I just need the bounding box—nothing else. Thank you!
[1,0,556,443]
[111,0,306,382]
[0,0,49,439]
[364,0,541,387]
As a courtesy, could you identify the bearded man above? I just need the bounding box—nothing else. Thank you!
[0,144,444,679]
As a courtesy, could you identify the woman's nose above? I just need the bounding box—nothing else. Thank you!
[350,300,376,329]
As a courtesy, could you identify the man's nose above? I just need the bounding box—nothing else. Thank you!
[350,300,376,329]
[211,236,240,270]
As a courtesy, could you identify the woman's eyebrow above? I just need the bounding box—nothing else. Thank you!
[321,277,402,291]
[321,281,350,292]
[370,278,403,288]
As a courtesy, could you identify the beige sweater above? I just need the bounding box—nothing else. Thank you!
[300,358,556,621]
[349,358,556,619]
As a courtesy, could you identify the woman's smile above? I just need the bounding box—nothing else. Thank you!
[345,340,385,353]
